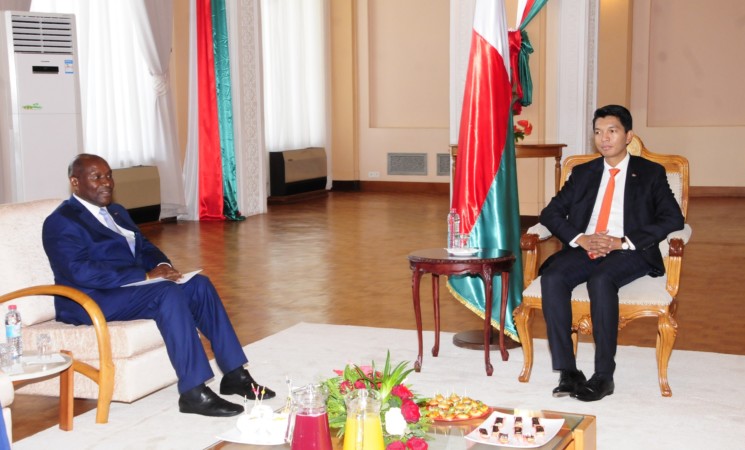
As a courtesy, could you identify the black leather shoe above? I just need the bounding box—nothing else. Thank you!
[574,374,614,402]
[552,369,586,397]
[179,384,244,417]
[220,367,277,399]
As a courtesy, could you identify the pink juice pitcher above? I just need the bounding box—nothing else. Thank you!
[287,383,333,450]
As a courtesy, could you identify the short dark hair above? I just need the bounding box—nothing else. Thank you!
[593,105,632,132]
[68,153,106,178]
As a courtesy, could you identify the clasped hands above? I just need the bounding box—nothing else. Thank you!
[578,231,623,259]
[146,264,183,282]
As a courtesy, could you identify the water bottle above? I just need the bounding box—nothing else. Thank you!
[447,208,460,248]
[5,304,23,361]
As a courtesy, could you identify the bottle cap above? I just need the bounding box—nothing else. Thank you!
[8,305,16,310]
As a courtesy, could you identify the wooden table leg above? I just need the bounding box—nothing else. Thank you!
[431,274,440,357]
[411,267,424,372]
[60,349,74,431]
[499,272,510,362]
[482,267,494,376]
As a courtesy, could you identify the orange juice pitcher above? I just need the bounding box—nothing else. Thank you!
[342,389,384,450]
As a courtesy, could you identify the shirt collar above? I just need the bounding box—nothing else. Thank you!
[74,194,109,218]
[604,152,630,172]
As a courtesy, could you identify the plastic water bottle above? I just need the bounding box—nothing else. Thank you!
[447,208,460,248]
[5,304,22,361]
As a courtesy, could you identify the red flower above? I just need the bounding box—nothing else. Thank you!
[516,119,532,132]
[387,441,406,450]
[391,385,414,401]
[400,399,420,423]
[339,380,352,394]
[354,380,367,389]
[406,437,428,450]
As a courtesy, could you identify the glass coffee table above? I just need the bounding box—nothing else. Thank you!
[205,406,596,450]
[3,351,74,431]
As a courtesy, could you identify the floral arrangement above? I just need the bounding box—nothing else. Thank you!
[323,352,431,449]
[514,119,533,143]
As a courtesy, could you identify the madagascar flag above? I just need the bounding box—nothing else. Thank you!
[448,0,524,341]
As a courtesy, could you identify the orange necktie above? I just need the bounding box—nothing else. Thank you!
[589,168,620,259]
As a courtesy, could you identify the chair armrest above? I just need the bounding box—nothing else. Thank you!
[0,285,114,424]
[521,224,553,289]
[662,224,691,298]
[520,233,540,289]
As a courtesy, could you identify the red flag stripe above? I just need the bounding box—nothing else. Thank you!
[196,0,225,220]
[452,30,512,234]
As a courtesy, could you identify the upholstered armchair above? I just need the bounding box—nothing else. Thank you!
[513,136,691,397]
[0,199,177,426]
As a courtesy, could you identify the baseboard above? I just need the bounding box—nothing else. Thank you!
[268,189,328,204]
[520,215,539,230]
[358,181,449,194]
[690,186,745,198]
[331,180,361,191]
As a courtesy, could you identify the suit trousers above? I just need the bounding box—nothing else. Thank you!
[540,248,652,377]
[55,274,248,394]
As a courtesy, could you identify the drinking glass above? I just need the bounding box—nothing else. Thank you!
[456,233,470,248]
[37,333,52,359]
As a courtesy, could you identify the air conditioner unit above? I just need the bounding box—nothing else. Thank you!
[0,11,83,204]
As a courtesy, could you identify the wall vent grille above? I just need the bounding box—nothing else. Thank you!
[387,153,427,176]
[10,14,74,54]
[436,153,450,176]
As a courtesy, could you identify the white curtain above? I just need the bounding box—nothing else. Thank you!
[30,0,185,218]
[260,0,327,152]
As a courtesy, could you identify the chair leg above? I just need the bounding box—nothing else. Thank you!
[572,330,579,357]
[514,303,534,382]
[656,312,678,397]
[95,365,115,424]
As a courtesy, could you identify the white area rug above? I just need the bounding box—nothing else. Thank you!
[15,322,745,449]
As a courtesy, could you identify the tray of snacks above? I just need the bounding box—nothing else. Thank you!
[425,393,491,422]
[465,411,564,448]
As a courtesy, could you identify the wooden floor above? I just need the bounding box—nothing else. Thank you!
[11,192,745,442]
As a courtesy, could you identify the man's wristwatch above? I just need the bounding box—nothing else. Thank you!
[621,237,630,250]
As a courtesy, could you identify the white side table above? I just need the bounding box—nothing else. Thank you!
[3,351,74,431]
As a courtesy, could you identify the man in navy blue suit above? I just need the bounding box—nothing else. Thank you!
[538,105,684,401]
[42,154,275,417]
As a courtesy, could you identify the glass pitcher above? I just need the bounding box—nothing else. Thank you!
[287,383,333,450]
[342,389,385,450]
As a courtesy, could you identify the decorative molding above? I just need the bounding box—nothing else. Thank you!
[690,187,745,198]
[227,0,267,216]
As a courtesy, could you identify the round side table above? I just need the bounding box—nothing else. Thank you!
[407,248,515,376]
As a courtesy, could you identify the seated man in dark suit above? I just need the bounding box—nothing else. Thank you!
[539,105,684,401]
[42,153,275,417]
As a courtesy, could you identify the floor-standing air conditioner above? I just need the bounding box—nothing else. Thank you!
[0,11,83,203]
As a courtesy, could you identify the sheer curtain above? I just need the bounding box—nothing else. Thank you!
[260,0,327,153]
[30,0,185,218]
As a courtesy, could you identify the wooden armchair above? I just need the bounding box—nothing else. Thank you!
[513,136,690,397]
[0,287,114,425]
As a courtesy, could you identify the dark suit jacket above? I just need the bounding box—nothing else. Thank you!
[42,196,170,296]
[539,155,684,277]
